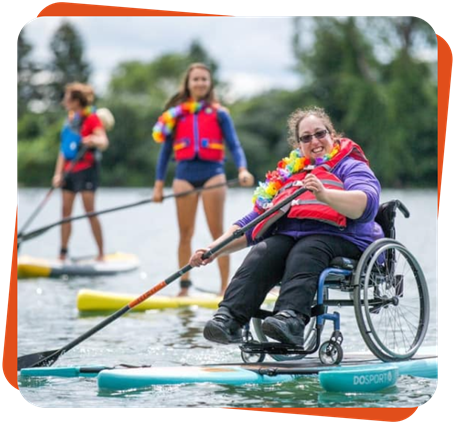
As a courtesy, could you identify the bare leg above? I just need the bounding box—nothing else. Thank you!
[173,179,199,296]
[81,190,104,261]
[60,190,77,260]
[201,174,229,295]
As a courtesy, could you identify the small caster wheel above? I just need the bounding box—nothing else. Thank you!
[240,341,266,364]
[241,350,266,364]
[319,341,343,365]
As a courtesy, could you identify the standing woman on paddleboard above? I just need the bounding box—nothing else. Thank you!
[190,106,383,345]
[52,82,109,261]
[152,63,254,297]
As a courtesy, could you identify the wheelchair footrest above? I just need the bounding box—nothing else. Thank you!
[240,341,307,355]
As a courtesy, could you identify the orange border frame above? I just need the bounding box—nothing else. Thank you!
[4,3,451,420]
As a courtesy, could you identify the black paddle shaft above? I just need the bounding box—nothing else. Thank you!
[17,185,308,370]
[17,179,240,245]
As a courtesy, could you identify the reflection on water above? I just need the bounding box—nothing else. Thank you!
[17,188,437,407]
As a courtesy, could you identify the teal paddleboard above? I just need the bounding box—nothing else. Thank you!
[20,365,112,378]
[20,354,437,393]
[97,357,437,392]
[97,366,294,391]
[319,365,399,392]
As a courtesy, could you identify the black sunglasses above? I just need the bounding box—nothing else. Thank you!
[298,129,329,144]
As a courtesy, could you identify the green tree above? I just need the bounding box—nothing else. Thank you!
[291,17,437,187]
[18,21,92,186]
[47,21,91,109]
[363,17,437,61]
[101,41,223,186]
[18,29,40,118]
[380,18,437,186]
[108,40,221,109]
[229,88,307,180]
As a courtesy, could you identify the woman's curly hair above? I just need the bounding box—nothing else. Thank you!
[287,106,343,148]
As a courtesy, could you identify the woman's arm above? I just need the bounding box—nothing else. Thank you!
[52,152,65,187]
[303,161,380,220]
[81,128,109,151]
[155,138,173,181]
[218,109,254,186]
[190,224,248,267]
[305,176,368,219]
[152,138,173,202]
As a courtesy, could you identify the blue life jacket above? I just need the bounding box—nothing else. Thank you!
[60,119,82,160]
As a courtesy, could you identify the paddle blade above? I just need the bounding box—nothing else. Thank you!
[17,349,61,371]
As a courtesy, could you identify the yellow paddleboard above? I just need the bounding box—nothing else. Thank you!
[18,252,140,279]
[77,289,278,312]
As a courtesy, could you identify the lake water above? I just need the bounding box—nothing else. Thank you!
[17,187,438,408]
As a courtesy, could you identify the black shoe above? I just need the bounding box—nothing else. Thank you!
[262,310,305,346]
[203,308,243,344]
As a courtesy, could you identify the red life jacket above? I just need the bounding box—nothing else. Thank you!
[252,139,369,240]
[173,106,224,162]
[63,113,102,173]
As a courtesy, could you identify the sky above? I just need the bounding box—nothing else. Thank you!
[21,16,304,100]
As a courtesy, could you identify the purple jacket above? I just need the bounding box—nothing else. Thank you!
[235,157,383,252]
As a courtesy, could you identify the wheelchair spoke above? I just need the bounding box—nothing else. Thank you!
[354,239,430,361]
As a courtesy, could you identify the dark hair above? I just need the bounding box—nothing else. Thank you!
[165,63,217,109]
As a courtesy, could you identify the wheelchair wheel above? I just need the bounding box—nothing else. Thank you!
[252,288,327,361]
[240,341,266,364]
[319,341,343,365]
[353,239,430,361]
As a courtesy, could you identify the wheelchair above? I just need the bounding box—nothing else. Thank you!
[239,200,430,365]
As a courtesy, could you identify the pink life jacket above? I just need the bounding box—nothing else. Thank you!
[173,105,224,162]
[252,139,369,240]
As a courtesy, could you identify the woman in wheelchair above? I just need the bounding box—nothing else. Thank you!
[190,106,384,346]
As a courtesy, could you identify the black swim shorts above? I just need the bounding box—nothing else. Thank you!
[63,166,99,193]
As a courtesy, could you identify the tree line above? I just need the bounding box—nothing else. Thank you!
[18,17,437,188]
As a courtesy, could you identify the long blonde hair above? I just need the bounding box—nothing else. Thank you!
[164,63,217,109]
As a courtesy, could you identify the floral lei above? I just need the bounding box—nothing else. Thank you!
[152,100,207,143]
[67,106,96,131]
[252,143,341,212]
[68,105,96,120]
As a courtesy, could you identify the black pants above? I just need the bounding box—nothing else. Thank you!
[219,234,362,325]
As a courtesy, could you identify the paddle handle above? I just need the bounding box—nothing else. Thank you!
[21,185,306,369]
[201,185,308,261]
[47,187,308,358]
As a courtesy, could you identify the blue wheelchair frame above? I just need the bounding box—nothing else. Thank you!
[240,200,430,365]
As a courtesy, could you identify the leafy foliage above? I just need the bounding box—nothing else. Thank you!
[18,18,437,188]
